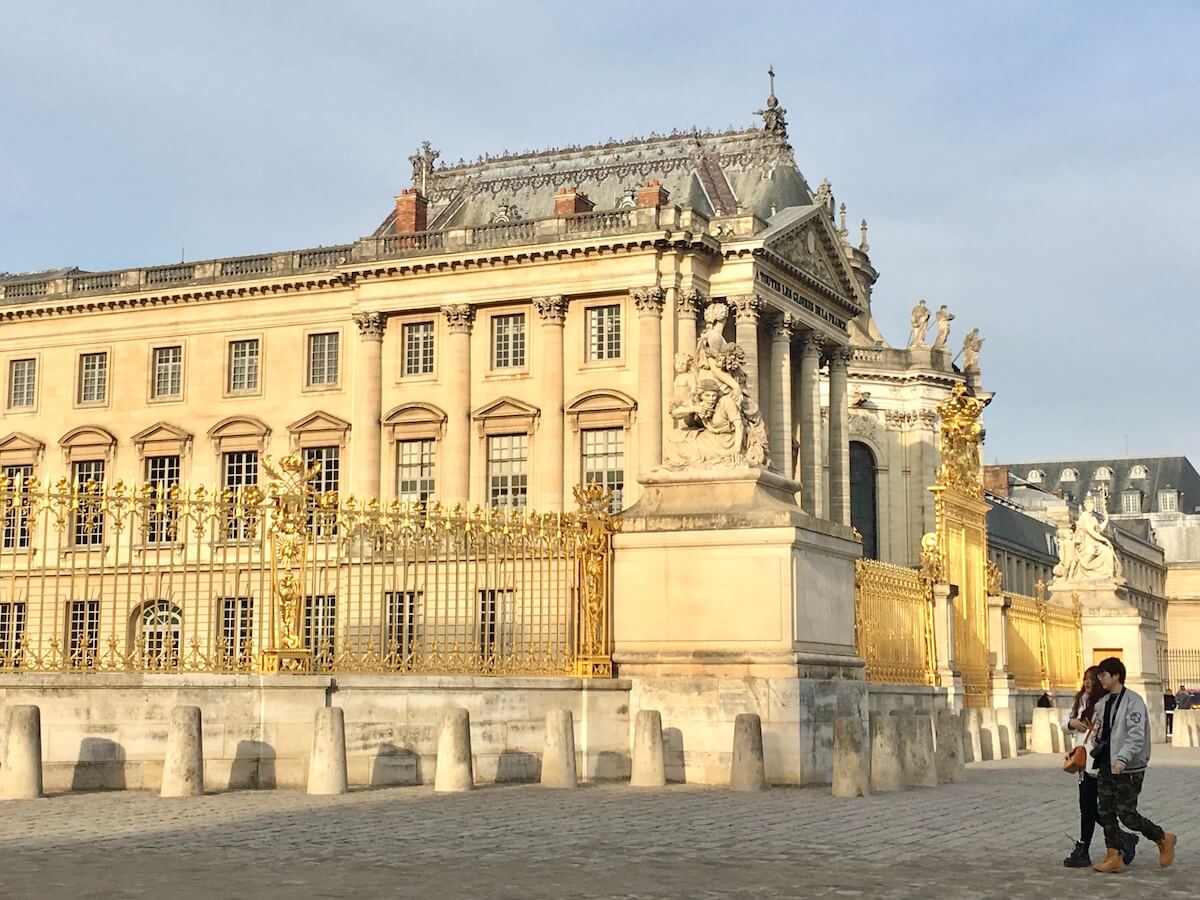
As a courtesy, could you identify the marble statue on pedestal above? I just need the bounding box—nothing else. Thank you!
[1054,495,1124,583]
[907,299,930,348]
[931,304,954,351]
[962,328,984,370]
[664,302,769,469]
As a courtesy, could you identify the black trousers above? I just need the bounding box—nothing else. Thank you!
[1079,773,1099,846]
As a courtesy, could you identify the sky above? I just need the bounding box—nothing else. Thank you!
[2,1,1197,462]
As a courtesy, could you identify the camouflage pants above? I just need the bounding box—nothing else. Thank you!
[1097,769,1165,849]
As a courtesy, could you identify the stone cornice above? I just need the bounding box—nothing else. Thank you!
[749,247,862,319]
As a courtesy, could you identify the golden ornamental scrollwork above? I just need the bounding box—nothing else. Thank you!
[571,482,619,677]
[985,559,1003,595]
[935,383,986,497]
[919,532,946,584]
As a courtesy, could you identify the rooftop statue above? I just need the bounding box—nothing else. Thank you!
[1054,495,1125,583]
[962,328,984,370]
[931,304,954,351]
[665,302,769,469]
[907,299,930,349]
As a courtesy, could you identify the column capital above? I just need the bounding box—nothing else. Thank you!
[352,311,387,340]
[799,331,823,356]
[631,286,665,317]
[677,287,707,316]
[730,293,765,322]
[828,345,853,368]
[771,312,796,342]
[441,303,476,334]
[533,295,568,324]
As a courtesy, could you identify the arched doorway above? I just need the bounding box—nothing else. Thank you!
[849,441,878,560]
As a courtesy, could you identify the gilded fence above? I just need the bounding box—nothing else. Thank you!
[1004,586,1082,692]
[853,558,937,686]
[0,455,615,677]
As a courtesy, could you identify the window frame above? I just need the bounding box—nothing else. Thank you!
[67,599,100,670]
[75,350,110,407]
[580,427,625,512]
[6,357,37,411]
[71,458,106,548]
[401,320,437,378]
[149,344,185,402]
[396,438,437,505]
[225,336,263,397]
[1121,490,1141,515]
[221,449,260,542]
[2,463,34,552]
[583,302,624,365]
[486,433,529,509]
[305,330,341,390]
[1158,490,1179,513]
[490,311,528,372]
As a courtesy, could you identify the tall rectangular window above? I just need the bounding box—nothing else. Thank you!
[151,346,183,399]
[8,358,36,408]
[491,313,526,369]
[478,589,511,662]
[72,459,105,546]
[487,434,528,509]
[1159,491,1179,513]
[222,451,258,540]
[586,305,622,361]
[1121,491,1141,515]
[2,464,33,550]
[307,332,339,386]
[397,439,436,504]
[304,594,337,669]
[67,599,100,669]
[228,339,260,393]
[582,428,625,512]
[77,352,108,404]
[0,601,25,669]
[220,597,254,670]
[384,590,420,665]
[303,446,340,535]
[402,321,435,375]
[144,455,181,543]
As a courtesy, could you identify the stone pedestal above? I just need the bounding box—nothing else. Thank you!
[613,467,865,785]
[1053,580,1166,743]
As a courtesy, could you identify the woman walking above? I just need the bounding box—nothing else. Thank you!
[1063,666,1138,867]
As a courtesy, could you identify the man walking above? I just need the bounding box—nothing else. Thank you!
[1092,657,1177,873]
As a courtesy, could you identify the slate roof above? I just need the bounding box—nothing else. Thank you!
[376,121,811,235]
[986,495,1057,564]
[999,457,1200,516]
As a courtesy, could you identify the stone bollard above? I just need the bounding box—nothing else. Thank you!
[977,709,997,761]
[541,709,578,789]
[307,707,349,796]
[630,710,666,787]
[1171,708,1193,749]
[0,705,43,800]
[1030,708,1056,753]
[995,707,1016,759]
[1181,709,1198,749]
[161,706,205,798]
[958,710,976,763]
[832,717,870,798]
[869,713,905,792]
[434,707,474,793]
[963,709,985,762]
[892,710,936,787]
[935,710,966,784]
[729,713,766,791]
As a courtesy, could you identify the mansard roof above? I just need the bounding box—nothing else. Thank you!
[998,456,1200,515]
[377,121,812,235]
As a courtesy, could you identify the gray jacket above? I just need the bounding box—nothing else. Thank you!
[1094,687,1151,774]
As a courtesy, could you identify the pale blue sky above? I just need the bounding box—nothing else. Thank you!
[2,1,1197,461]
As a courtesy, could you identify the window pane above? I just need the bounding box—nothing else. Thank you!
[68,599,100,670]
[397,439,436,503]
[304,594,337,670]
[303,446,340,536]
[402,322,435,376]
[229,339,260,392]
[8,358,36,408]
[487,434,528,508]
[140,601,181,669]
[384,591,421,667]
[0,602,26,669]
[144,455,181,543]
[587,305,622,361]
[78,352,108,403]
[582,428,624,511]
[2,464,33,550]
[308,332,339,386]
[152,346,182,399]
[220,597,254,670]
[72,460,105,546]
[222,451,259,540]
[492,313,526,368]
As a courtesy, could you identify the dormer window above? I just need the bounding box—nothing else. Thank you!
[1061,468,1078,482]
[1130,464,1148,479]
[1159,490,1179,513]
[1094,466,1113,482]
[1027,469,1044,484]
[1121,490,1142,515]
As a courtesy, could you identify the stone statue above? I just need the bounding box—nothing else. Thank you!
[931,304,954,351]
[962,328,984,370]
[664,302,769,470]
[907,300,930,349]
[1055,496,1124,582]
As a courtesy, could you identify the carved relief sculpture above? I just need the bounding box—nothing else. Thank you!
[907,299,930,349]
[670,353,697,429]
[931,304,954,351]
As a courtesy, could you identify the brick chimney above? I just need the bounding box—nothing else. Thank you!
[554,187,594,216]
[394,188,428,234]
[983,465,1010,498]
[636,179,670,208]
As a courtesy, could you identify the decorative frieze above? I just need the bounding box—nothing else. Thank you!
[883,409,939,431]
[533,295,568,324]
[441,304,476,334]
[352,311,387,340]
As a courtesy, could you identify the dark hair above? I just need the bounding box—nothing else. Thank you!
[1071,666,1102,722]
[1097,656,1126,683]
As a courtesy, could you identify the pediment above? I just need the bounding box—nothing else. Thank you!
[287,410,351,435]
[760,207,864,312]
[382,402,447,427]
[565,389,637,415]
[472,396,540,436]
[59,425,118,449]
[0,431,45,455]
[131,422,193,450]
[207,415,270,439]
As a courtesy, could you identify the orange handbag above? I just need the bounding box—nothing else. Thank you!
[1063,722,1094,773]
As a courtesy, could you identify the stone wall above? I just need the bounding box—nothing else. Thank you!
[0,674,631,792]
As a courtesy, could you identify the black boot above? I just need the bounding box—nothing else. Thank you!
[1122,832,1139,866]
[1063,841,1091,868]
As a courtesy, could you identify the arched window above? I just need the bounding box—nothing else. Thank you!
[135,601,181,670]
[1130,465,1148,479]
[1027,469,1043,484]
[1061,468,1078,482]
[1094,466,1113,482]
[849,441,879,560]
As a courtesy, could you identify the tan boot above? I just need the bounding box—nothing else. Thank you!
[1156,832,1177,868]
[1093,848,1126,874]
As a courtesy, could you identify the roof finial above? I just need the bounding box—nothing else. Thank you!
[859,219,870,253]
[768,64,776,103]
[408,141,440,195]
[838,202,848,239]
[755,66,788,138]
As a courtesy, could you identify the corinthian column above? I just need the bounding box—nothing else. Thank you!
[676,288,705,359]
[633,286,665,478]
[731,294,764,410]
[440,304,475,505]
[769,313,795,477]
[798,332,823,516]
[828,346,852,526]
[534,295,567,512]
[351,311,386,498]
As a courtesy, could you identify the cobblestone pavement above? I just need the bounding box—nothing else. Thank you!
[1,747,1197,899]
